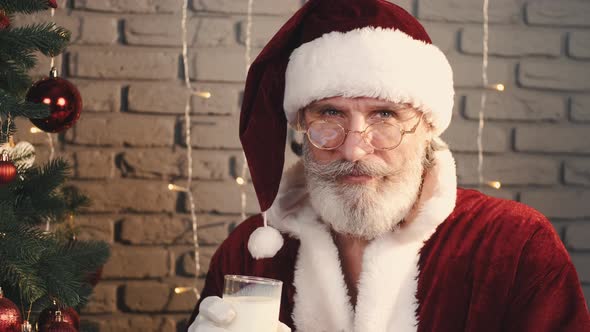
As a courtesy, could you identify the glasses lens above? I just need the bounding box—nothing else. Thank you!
[307,122,344,149]
[366,122,402,149]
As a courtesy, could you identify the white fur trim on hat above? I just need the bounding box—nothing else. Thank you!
[284,27,454,136]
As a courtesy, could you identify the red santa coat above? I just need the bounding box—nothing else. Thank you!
[188,150,590,331]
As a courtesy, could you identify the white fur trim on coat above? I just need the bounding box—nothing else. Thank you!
[284,27,454,136]
[267,149,457,332]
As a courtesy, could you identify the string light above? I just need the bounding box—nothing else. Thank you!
[477,0,501,191]
[30,127,42,133]
[168,183,189,192]
[174,286,198,295]
[487,181,501,189]
[235,0,256,223]
[492,83,505,91]
[170,0,211,299]
[47,7,56,161]
[193,91,211,99]
[235,177,245,185]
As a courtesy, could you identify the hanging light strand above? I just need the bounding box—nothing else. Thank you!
[173,0,201,297]
[477,0,503,190]
[477,0,489,187]
[49,8,55,70]
[237,0,255,223]
[47,7,56,160]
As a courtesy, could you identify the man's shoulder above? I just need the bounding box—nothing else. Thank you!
[432,188,571,268]
[447,188,564,253]
[455,187,551,231]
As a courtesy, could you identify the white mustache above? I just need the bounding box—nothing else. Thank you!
[303,146,396,180]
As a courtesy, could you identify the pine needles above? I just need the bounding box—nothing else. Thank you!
[0,0,110,316]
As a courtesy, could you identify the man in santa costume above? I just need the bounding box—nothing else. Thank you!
[187,0,590,331]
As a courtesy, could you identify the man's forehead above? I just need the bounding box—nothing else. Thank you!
[306,96,413,111]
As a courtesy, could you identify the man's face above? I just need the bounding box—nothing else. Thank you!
[301,96,433,239]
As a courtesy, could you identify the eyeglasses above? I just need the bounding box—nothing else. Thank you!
[301,114,423,151]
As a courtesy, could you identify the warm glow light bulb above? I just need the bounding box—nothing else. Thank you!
[487,181,502,189]
[236,177,245,185]
[30,127,42,134]
[194,91,212,99]
[168,183,188,192]
[174,286,195,294]
[42,98,51,104]
[57,97,67,106]
[495,84,505,91]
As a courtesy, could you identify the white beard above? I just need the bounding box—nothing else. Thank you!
[303,141,426,240]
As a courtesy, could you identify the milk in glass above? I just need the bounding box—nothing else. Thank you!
[223,275,283,332]
[223,295,280,332]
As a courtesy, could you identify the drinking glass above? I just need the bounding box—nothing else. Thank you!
[222,275,283,332]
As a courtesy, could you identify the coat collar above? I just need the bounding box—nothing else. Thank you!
[268,149,457,331]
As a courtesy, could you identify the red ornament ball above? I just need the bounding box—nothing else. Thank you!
[0,290,22,332]
[45,321,76,332]
[86,266,103,287]
[0,12,10,30]
[26,76,82,133]
[37,307,79,332]
[0,153,17,185]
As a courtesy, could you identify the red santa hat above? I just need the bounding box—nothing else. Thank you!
[241,0,454,258]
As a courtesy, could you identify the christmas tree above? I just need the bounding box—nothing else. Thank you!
[0,0,109,330]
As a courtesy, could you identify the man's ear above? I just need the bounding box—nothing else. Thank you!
[423,115,437,138]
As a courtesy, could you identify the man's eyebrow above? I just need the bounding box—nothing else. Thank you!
[306,103,340,112]
[368,103,411,111]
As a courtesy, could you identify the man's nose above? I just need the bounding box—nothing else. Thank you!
[338,128,373,162]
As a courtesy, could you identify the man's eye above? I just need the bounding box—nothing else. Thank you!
[375,110,397,119]
[320,109,342,117]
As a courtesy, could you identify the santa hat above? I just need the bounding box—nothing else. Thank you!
[241,0,454,259]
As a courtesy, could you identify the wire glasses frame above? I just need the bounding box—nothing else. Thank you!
[300,113,423,151]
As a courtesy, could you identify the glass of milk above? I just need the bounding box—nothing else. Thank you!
[223,275,283,332]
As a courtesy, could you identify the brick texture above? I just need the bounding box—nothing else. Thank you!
[69,49,178,80]
[125,16,236,47]
[455,154,559,186]
[520,191,590,219]
[568,32,590,59]
[441,119,509,152]
[518,61,590,91]
[526,1,590,27]
[127,82,241,115]
[463,92,564,121]
[460,27,561,57]
[449,55,512,87]
[565,224,590,250]
[564,160,590,186]
[81,284,118,314]
[103,246,170,279]
[76,0,182,13]
[419,0,522,23]
[191,0,302,15]
[28,1,589,330]
[571,97,590,122]
[66,113,175,147]
[515,127,590,154]
[72,80,121,112]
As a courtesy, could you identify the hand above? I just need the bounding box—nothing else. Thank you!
[187,296,291,332]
